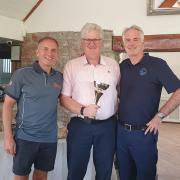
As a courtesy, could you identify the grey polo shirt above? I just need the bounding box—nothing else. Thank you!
[5,61,63,142]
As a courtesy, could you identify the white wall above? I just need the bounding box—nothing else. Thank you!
[149,52,180,78]
[0,15,24,41]
[149,52,180,123]
[1,0,180,40]
[24,0,180,35]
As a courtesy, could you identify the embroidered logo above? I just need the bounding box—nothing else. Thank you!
[139,67,147,76]
[53,82,61,90]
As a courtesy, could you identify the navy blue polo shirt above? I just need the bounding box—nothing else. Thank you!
[5,61,63,142]
[119,54,180,125]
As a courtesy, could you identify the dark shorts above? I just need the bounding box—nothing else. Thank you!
[13,138,57,176]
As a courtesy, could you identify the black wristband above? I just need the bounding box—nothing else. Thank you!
[80,106,85,116]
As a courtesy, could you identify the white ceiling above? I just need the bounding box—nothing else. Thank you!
[0,0,38,20]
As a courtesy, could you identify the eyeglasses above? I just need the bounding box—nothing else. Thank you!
[82,38,102,45]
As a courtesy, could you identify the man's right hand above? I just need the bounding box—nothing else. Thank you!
[83,104,99,118]
[4,137,16,156]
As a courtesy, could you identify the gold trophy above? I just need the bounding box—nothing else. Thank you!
[94,81,109,105]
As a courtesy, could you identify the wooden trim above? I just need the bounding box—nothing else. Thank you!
[112,34,180,52]
[159,0,177,8]
[23,0,44,22]
[162,121,180,124]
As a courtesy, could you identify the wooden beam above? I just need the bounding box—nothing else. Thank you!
[159,0,177,8]
[23,0,44,22]
[112,34,180,52]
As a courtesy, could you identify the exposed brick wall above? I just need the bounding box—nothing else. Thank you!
[21,30,119,71]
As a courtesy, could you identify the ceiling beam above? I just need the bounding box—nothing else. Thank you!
[23,0,44,22]
[159,0,177,8]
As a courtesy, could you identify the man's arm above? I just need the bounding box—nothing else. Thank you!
[60,95,99,118]
[2,95,16,155]
[145,88,180,134]
[159,88,180,115]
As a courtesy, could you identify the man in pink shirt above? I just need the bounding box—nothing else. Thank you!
[61,23,120,180]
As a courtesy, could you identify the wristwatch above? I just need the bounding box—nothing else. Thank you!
[156,112,166,120]
[80,106,85,116]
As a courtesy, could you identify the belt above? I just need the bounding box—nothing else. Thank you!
[72,115,115,124]
[119,121,147,131]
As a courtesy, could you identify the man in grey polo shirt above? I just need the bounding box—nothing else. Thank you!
[2,37,63,180]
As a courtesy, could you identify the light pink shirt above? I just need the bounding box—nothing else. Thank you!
[62,55,120,120]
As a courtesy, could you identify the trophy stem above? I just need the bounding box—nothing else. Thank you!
[94,81,109,105]
[95,91,103,104]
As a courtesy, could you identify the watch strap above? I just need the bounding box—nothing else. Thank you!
[157,112,166,120]
[80,106,85,116]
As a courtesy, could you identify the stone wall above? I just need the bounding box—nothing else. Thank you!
[21,30,119,71]
[0,30,119,129]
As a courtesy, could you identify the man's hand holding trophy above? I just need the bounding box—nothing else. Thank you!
[82,81,109,120]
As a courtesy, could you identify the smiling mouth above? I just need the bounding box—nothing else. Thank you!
[45,57,54,61]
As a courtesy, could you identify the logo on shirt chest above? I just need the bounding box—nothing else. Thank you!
[53,82,61,90]
[139,67,147,76]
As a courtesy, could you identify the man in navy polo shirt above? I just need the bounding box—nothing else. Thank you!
[2,37,63,180]
[117,25,180,180]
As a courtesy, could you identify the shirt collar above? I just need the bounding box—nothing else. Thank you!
[82,55,106,66]
[33,61,56,75]
[127,53,149,66]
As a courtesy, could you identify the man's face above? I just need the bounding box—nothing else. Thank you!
[123,29,144,57]
[36,39,59,68]
[81,30,102,61]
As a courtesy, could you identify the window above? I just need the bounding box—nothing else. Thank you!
[0,59,12,84]
[3,59,12,73]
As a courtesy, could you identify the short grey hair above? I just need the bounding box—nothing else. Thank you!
[80,23,103,39]
[122,25,144,42]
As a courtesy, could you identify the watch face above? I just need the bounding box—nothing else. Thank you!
[157,112,165,119]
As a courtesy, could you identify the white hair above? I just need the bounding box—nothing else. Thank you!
[81,23,103,39]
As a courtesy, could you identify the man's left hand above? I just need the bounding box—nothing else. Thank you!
[145,116,161,135]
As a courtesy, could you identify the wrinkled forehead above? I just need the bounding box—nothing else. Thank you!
[38,39,59,48]
[124,29,141,36]
[123,29,144,42]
